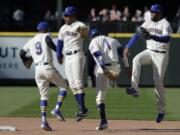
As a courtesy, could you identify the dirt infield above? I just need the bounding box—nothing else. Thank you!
[0,117,180,135]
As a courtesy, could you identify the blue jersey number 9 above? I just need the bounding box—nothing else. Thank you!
[35,42,42,55]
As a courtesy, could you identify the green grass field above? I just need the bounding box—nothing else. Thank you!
[0,86,180,121]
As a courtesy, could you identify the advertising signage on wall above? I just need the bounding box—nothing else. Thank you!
[0,36,66,79]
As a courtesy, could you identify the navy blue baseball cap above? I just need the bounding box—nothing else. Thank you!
[37,21,49,31]
[89,29,100,38]
[64,6,77,16]
[151,4,162,13]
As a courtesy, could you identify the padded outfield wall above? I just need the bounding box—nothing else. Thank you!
[108,33,180,86]
[0,32,180,86]
[0,32,65,85]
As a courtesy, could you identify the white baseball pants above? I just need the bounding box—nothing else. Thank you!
[35,65,66,100]
[65,53,86,93]
[131,49,169,113]
[95,64,120,105]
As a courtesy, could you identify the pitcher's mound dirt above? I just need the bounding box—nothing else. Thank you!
[0,117,180,135]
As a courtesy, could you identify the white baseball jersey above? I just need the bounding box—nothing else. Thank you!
[89,35,121,65]
[23,33,53,65]
[131,18,172,114]
[141,18,172,52]
[58,21,86,53]
[89,35,121,105]
[58,20,86,91]
[22,33,66,100]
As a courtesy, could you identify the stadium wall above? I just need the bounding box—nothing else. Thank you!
[0,32,180,86]
[0,32,65,85]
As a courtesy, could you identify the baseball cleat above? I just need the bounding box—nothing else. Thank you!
[156,113,165,123]
[96,119,108,130]
[41,121,52,131]
[76,107,88,122]
[126,87,139,97]
[51,109,65,121]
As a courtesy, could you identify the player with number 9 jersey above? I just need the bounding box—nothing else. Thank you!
[20,21,68,131]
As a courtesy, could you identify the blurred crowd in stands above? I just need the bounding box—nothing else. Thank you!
[89,4,180,33]
[0,7,58,31]
[176,6,180,33]
[0,5,180,33]
[88,5,148,22]
[88,5,180,33]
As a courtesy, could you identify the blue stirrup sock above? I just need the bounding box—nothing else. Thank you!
[40,100,47,122]
[74,94,80,106]
[55,90,67,110]
[97,103,106,120]
[78,93,86,111]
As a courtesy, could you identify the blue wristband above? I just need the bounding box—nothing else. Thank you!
[93,51,106,69]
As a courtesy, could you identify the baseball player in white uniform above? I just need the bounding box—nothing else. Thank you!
[89,29,131,130]
[20,22,68,131]
[123,4,172,123]
[56,6,88,121]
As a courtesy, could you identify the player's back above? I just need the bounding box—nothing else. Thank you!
[90,35,120,63]
[25,33,53,65]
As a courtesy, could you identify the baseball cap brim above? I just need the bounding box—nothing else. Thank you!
[64,12,76,16]
[64,12,71,16]
[150,10,160,13]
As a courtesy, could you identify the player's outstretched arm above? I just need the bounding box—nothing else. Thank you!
[117,47,132,78]
[125,34,139,48]
[123,34,139,56]
[117,47,130,67]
